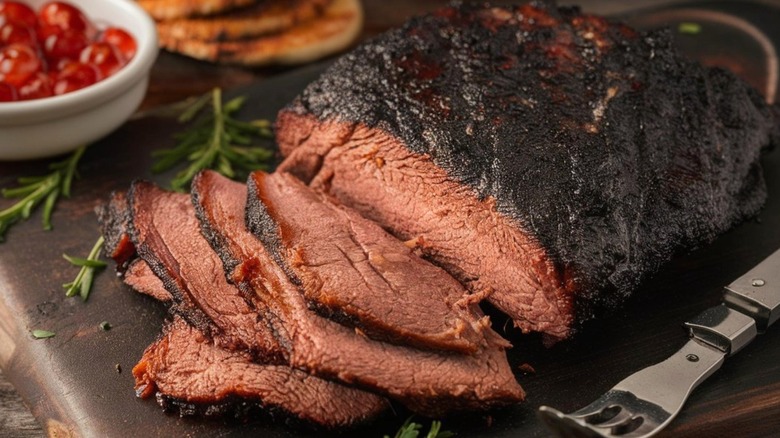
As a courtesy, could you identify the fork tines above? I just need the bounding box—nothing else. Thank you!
[538,390,669,438]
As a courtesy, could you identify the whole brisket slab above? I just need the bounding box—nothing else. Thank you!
[245,170,503,353]
[192,170,524,415]
[276,2,780,340]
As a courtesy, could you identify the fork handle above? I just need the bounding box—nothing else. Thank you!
[612,338,725,421]
[723,248,780,332]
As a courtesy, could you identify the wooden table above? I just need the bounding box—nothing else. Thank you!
[2,1,780,437]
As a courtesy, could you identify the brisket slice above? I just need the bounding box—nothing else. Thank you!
[98,192,170,304]
[97,192,172,304]
[133,316,388,429]
[124,259,172,303]
[127,181,285,362]
[192,170,524,415]
[245,170,504,354]
[96,191,136,272]
[276,2,780,340]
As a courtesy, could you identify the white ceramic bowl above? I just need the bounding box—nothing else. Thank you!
[0,0,158,161]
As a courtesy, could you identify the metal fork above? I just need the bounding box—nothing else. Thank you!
[537,336,726,437]
[538,248,780,438]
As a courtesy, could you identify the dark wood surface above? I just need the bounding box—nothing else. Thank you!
[2,1,780,437]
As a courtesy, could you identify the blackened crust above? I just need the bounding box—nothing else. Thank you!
[96,191,136,271]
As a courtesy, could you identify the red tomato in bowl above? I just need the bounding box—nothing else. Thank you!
[99,27,136,60]
[42,27,89,65]
[52,61,100,94]
[80,42,126,78]
[0,1,137,102]
[17,71,52,99]
[0,21,36,46]
[38,1,94,37]
[0,43,41,86]
[0,1,37,27]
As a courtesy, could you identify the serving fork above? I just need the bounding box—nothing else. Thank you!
[538,248,780,438]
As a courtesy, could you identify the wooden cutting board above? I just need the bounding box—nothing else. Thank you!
[1,2,780,437]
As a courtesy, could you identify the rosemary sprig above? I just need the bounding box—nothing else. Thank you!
[151,87,274,192]
[62,236,107,301]
[0,145,86,242]
[31,329,55,339]
[385,418,455,438]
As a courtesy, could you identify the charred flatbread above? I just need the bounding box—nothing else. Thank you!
[138,0,258,20]
[155,0,330,42]
[158,0,362,66]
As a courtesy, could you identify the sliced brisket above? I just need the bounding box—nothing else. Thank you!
[96,191,136,272]
[276,2,780,340]
[245,170,501,353]
[127,181,285,361]
[192,170,524,415]
[111,184,389,428]
[123,259,171,303]
[133,316,388,429]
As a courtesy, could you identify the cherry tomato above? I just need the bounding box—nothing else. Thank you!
[0,43,41,86]
[98,27,136,60]
[52,61,100,95]
[0,2,136,101]
[0,81,18,101]
[80,42,125,78]
[0,1,37,27]
[42,28,88,65]
[0,21,36,46]
[17,71,52,100]
[36,23,59,45]
[38,2,94,37]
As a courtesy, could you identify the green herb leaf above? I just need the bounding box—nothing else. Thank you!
[0,145,86,242]
[678,22,701,35]
[385,418,454,438]
[427,421,454,438]
[63,236,106,301]
[152,88,274,192]
[62,254,108,268]
[32,329,55,339]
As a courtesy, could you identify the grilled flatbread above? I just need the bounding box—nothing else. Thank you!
[155,0,330,42]
[138,0,258,20]
[158,0,362,66]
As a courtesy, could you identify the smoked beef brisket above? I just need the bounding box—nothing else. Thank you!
[276,2,780,340]
[100,184,388,428]
[121,265,387,428]
[133,317,388,428]
[127,181,285,361]
[96,192,136,272]
[192,170,524,415]
[124,259,171,303]
[245,170,504,353]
